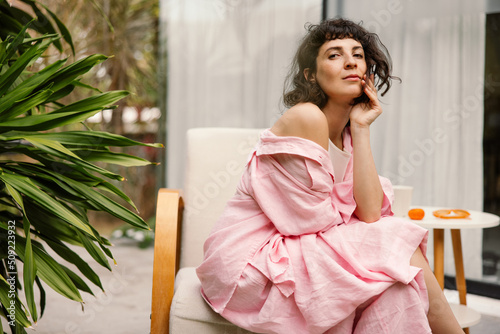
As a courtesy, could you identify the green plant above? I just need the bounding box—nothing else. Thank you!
[0,1,161,332]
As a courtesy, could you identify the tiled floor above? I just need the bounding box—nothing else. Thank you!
[3,239,153,334]
[444,289,500,333]
[470,314,500,334]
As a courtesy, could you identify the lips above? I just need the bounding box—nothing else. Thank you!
[343,74,360,81]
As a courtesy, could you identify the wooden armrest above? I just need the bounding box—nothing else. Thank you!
[151,189,184,334]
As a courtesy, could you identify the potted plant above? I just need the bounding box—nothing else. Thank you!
[0,1,161,332]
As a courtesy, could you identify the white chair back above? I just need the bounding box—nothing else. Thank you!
[180,127,264,268]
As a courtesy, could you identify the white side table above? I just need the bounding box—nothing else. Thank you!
[405,207,500,333]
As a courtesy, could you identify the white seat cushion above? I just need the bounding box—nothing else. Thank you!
[170,267,256,333]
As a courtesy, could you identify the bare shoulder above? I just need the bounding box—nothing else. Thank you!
[270,102,329,150]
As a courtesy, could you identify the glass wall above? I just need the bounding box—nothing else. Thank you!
[483,12,500,285]
[325,0,500,298]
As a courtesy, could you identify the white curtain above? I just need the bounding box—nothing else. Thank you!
[329,0,486,280]
[161,0,322,189]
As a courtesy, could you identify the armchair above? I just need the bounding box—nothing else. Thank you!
[150,127,265,334]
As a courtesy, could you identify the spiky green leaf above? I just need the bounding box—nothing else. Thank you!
[73,149,156,167]
[0,109,101,133]
[76,230,111,271]
[43,238,104,291]
[34,277,46,318]
[39,4,75,55]
[0,130,163,147]
[0,172,97,238]
[14,238,82,302]
[0,58,66,117]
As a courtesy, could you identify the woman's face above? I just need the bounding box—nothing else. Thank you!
[311,38,367,102]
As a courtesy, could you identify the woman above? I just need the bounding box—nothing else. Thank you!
[197,18,463,334]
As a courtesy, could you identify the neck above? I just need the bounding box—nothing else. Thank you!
[322,98,352,149]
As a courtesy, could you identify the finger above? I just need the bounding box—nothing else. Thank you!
[362,76,378,104]
[362,75,373,91]
[364,84,376,100]
[363,77,374,94]
[368,73,376,92]
[363,82,380,105]
[365,75,378,95]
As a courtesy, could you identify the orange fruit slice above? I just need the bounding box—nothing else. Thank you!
[408,208,425,220]
[432,209,470,219]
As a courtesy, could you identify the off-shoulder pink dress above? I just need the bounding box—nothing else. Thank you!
[196,128,431,334]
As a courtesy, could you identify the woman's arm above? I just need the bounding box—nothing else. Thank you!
[350,74,384,223]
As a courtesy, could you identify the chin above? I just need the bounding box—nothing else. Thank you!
[347,86,363,97]
[329,89,363,101]
[349,90,364,99]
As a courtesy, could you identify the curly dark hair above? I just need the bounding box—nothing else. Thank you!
[283,18,400,109]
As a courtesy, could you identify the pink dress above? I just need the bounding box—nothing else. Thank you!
[196,128,431,334]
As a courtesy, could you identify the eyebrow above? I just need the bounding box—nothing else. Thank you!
[324,45,364,55]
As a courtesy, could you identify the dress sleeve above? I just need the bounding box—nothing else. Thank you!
[247,152,345,236]
[379,175,394,216]
[329,175,395,224]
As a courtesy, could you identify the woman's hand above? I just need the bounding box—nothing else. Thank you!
[349,74,382,128]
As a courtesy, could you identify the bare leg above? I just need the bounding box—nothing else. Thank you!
[410,247,464,334]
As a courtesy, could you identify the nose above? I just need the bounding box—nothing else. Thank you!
[345,54,357,69]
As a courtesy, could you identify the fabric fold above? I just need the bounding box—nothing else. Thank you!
[267,235,295,297]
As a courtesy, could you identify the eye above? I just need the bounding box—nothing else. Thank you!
[354,53,364,58]
[328,53,340,59]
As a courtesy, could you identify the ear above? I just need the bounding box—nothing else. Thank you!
[303,68,315,82]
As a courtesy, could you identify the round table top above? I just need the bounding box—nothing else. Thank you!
[449,303,481,328]
[402,206,500,229]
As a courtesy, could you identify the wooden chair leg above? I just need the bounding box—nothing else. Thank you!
[151,189,184,334]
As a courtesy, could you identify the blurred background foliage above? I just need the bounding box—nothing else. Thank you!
[41,0,162,230]
[39,0,160,134]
